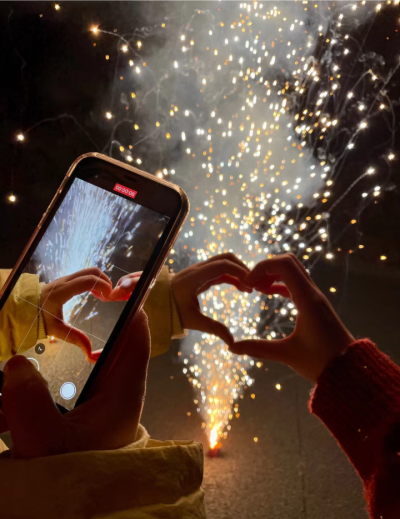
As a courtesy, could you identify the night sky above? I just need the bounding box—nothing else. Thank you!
[1,2,400,269]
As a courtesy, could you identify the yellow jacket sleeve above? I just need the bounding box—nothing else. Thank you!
[0,266,185,361]
[0,269,47,361]
[0,425,206,519]
[144,266,186,358]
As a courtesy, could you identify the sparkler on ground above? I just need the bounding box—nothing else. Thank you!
[90,1,398,450]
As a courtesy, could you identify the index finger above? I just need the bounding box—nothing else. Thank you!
[196,260,250,287]
[197,274,252,295]
[61,268,112,287]
[61,276,113,303]
[247,254,316,307]
[193,253,250,272]
[91,310,150,394]
[107,276,140,301]
[67,311,151,451]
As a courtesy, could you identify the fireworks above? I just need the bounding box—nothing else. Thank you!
[9,1,399,449]
[87,1,398,448]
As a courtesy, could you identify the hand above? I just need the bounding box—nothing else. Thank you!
[40,267,113,361]
[106,272,142,301]
[0,311,150,458]
[229,254,355,382]
[88,271,141,362]
[172,253,252,346]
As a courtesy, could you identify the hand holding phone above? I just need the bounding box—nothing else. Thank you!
[0,311,150,458]
[0,153,189,411]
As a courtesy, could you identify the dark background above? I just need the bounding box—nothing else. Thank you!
[1,3,400,518]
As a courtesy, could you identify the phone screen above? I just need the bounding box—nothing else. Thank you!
[0,168,171,410]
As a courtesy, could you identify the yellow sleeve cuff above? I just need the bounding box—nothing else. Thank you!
[0,273,42,360]
[170,274,186,339]
[144,266,186,358]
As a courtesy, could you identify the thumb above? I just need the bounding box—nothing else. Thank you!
[75,311,151,451]
[2,356,64,458]
[229,337,293,363]
[52,321,92,359]
[194,311,234,346]
[107,276,140,301]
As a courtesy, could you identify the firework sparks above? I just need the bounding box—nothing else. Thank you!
[89,1,398,448]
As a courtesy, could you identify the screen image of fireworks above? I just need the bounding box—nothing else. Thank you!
[6,177,169,408]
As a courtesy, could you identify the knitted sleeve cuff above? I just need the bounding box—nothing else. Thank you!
[310,339,400,477]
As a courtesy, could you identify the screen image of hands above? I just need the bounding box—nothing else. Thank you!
[40,268,143,363]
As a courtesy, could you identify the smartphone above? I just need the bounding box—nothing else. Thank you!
[0,153,189,412]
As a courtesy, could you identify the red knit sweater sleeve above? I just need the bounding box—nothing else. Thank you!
[310,339,400,519]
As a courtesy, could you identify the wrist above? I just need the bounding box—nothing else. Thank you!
[317,332,356,381]
[170,275,186,337]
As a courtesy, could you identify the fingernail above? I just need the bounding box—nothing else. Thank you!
[120,279,136,289]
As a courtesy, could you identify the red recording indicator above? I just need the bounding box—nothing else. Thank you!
[114,183,137,199]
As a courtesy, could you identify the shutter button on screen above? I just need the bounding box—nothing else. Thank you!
[60,382,76,400]
[27,358,40,370]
